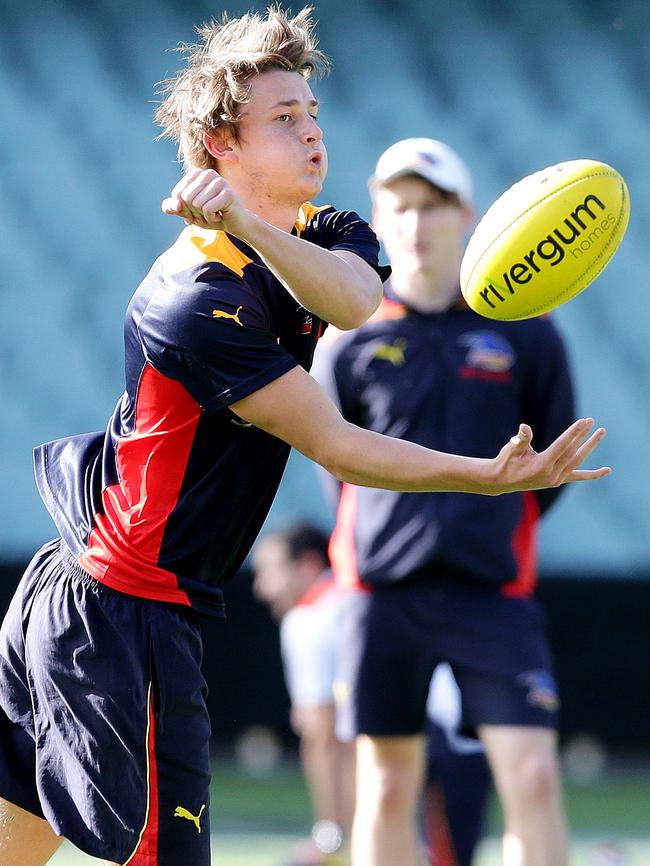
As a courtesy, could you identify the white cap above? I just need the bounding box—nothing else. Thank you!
[370,137,473,206]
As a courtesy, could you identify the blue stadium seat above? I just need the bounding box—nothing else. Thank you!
[0,0,648,570]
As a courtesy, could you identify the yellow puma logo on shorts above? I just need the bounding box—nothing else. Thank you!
[212,304,243,326]
[174,804,206,833]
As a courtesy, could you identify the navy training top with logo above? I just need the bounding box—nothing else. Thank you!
[33,204,388,617]
[314,286,575,597]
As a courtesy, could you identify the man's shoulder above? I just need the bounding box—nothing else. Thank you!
[138,229,273,328]
[458,307,564,345]
[157,227,256,283]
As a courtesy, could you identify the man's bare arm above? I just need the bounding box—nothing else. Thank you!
[162,169,382,330]
[230,366,611,495]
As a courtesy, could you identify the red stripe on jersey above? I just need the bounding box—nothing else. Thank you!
[502,492,540,598]
[329,484,365,590]
[79,364,201,604]
[127,688,159,864]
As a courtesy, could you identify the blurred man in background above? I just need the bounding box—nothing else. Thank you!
[313,137,579,866]
[253,524,354,866]
[254,521,492,866]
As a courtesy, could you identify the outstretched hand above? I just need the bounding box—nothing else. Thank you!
[491,418,611,494]
[161,167,250,236]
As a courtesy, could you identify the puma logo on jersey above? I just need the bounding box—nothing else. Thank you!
[174,804,206,833]
[212,305,243,326]
[373,338,407,366]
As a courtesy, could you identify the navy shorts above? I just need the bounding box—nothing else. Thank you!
[0,539,212,865]
[336,578,559,740]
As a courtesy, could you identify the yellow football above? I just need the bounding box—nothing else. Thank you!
[460,159,630,320]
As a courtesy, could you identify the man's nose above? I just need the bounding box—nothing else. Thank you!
[302,114,323,143]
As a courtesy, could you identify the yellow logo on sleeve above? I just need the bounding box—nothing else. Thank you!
[174,804,206,833]
[212,305,243,326]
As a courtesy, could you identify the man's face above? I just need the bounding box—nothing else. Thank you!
[373,175,472,282]
[232,69,328,205]
[252,536,301,620]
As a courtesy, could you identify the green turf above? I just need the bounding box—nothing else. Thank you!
[211,763,313,833]
[47,760,650,865]
[212,760,650,837]
[485,769,650,836]
[48,835,650,866]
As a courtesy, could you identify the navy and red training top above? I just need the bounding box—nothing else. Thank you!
[34,204,387,617]
[314,287,575,597]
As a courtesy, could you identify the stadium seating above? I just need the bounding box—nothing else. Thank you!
[0,0,647,571]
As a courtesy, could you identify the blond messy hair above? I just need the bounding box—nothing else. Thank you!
[155,5,330,170]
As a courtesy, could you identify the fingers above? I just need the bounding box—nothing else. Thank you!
[551,423,592,480]
[550,422,611,483]
[543,418,594,470]
[169,166,204,200]
[161,168,230,224]
[161,195,186,216]
[505,418,610,489]
[566,426,611,481]
[509,423,533,449]
[569,466,612,481]
[161,196,204,227]
[573,426,607,464]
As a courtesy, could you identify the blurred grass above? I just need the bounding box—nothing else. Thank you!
[212,758,650,836]
[486,766,650,835]
[211,762,313,833]
[49,757,650,865]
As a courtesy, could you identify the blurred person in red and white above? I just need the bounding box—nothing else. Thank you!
[253,524,354,866]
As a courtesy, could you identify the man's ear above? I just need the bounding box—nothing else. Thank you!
[295,549,327,581]
[203,128,238,164]
[461,202,476,233]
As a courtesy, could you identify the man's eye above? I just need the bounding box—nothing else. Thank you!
[277,114,292,122]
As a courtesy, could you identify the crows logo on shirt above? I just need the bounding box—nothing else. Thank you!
[459,331,515,372]
[458,330,515,381]
[517,670,559,712]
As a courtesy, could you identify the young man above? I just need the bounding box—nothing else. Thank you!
[253,524,353,866]
[313,137,588,866]
[0,9,608,866]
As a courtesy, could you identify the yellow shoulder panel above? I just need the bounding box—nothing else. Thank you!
[294,202,332,236]
[162,227,253,278]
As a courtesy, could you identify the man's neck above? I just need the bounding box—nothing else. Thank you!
[225,169,304,233]
[390,270,461,314]
[239,196,301,233]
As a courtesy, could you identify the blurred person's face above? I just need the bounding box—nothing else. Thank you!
[252,536,303,620]
[211,69,328,214]
[373,175,473,310]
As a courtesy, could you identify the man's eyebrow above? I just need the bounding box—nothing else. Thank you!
[270,98,319,110]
